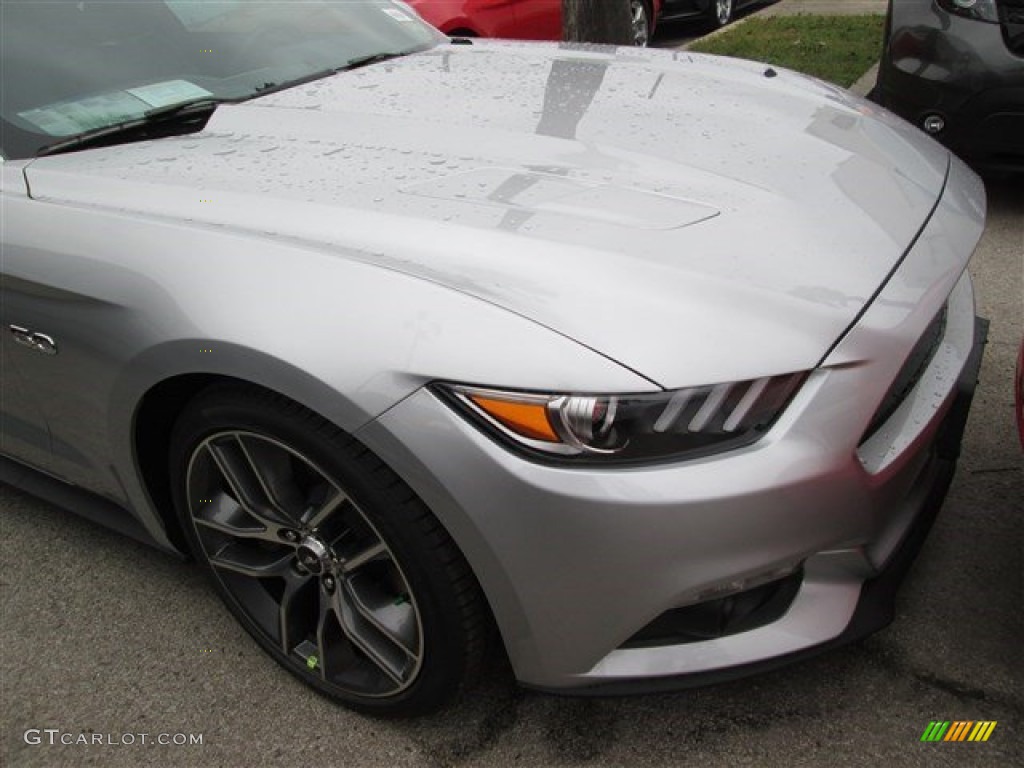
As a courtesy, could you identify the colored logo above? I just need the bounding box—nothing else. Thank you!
[920,721,997,742]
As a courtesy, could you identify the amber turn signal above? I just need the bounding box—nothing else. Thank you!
[468,395,560,443]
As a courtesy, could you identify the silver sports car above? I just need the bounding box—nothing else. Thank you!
[1,0,988,715]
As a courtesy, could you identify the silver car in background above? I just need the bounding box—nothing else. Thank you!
[1,0,987,715]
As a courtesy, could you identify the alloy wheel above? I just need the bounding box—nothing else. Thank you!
[185,430,423,698]
[715,0,734,27]
[630,0,651,46]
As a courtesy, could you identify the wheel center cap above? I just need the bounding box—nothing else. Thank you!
[296,536,329,574]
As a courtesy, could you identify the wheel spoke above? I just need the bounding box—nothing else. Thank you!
[315,583,335,683]
[344,573,419,660]
[303,486,348,531]
[236,435,309,519]
[209,541,294,578]
[332,580,412,686]
[194,495,284,543]
[340,540,388,574]
[205,436,297,526]
[278,570,315,654]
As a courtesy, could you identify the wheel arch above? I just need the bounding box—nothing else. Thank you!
[132,371,240,554]
[128,367,509,664]
[114,338,382,554]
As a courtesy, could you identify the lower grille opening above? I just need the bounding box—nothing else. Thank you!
[620,570,803,649]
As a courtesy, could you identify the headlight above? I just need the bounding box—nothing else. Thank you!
[936,0,999,22]
[437,373,807,464]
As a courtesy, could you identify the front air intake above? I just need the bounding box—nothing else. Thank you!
[620,570,803,649]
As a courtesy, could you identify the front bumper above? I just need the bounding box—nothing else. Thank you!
[356,157,988,691]
[555,314,987,695]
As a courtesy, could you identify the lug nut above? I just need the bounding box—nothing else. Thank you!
[323,576,336,592]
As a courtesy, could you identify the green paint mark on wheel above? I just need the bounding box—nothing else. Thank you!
[307,654,318,670]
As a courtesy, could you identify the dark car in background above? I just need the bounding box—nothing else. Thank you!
[660,0,766,28]
[872,0,1024,171]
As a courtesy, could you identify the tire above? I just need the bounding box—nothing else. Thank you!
[169,384,486,716]
[708,0,734,29]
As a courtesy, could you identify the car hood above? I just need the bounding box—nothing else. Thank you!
[24,42,951,388]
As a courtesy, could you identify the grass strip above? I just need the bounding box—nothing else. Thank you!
[689,14,885,87]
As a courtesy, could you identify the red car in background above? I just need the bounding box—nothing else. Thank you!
[405,0,661,46]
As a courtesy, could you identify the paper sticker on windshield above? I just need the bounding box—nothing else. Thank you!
[382,7,414,22]
[127,80,213,109]
[19,92,150,136]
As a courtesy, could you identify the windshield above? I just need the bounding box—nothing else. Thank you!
[0,0,443,159]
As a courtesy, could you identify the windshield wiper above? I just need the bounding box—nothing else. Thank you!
[143,97,223,119]
[36,98,224,158]
[35,48,422,157]
[343,51,406,70]
[251,50,413,97]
